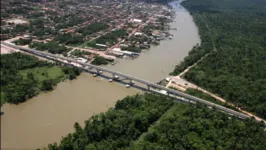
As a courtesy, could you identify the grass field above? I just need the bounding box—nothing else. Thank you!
[19,66,65,85]
[1,66,66,106]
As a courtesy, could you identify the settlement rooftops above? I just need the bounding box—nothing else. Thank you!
[133,19,142,23]
[134,32,143,36]
[112,47,122,51]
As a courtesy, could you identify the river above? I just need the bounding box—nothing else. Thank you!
[1,1,200,149]
[106,0,200,82]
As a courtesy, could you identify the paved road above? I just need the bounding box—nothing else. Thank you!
[3,42,266,126]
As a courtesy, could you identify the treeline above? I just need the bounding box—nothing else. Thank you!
[91,56,114,65]
[170,44,209,75]
[172,0,266,119]
[46,94,174,150]
[13,38,32,46]
[131,103,266,150]
[45,94,266,150]
[55,33,84,45]
[29,42,70,55]
[1,53,51,105]
[70,50,91,58]
[61,66,82,80]
[77,23,109,36]
[89,29,128,47]
[0,53,81,106]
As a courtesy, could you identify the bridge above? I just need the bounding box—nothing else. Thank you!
[3,42,265,125]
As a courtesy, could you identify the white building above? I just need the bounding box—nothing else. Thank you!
[96,43,107,47]
[133,19,142,23]
[134,32,143,36]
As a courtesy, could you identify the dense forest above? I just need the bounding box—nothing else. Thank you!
[46,94,174,150]
[29,42,70,55]
[46,94,266,150]
[0,53,81,106]
[171,0,266,119]
[130,103,266,150]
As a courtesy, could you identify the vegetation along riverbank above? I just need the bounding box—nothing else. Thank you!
[45,94,266,150]
[0,52,81,106]
[170,0,266,119]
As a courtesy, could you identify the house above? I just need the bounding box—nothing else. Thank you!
[133,19,142,23]
[134,32,143,36]
[96,43,107,48]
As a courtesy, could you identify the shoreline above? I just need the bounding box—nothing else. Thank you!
[1,0,202,149]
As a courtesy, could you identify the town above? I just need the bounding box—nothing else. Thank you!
[2,0,266,149]
[1,0,174,65]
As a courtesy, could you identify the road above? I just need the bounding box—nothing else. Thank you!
[166,52,266,124]
[4,41,264,126]
[66,46,116,60]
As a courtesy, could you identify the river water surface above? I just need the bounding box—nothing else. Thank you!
[106,1,200,82]
[1,1,200,149]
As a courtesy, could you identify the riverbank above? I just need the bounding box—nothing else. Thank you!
[0,73,140,149]
[106,0,200,82]
[0,53,81,107]
[1,0,200,149]
[165,0,266,122]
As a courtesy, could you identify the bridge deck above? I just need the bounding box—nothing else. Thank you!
[4,42,262,124]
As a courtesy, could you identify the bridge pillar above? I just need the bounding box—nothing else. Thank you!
[147,85,150,91]
[129,80,135,85]
[96,70,102,75]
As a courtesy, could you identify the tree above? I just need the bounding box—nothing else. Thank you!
[42,80,53,91]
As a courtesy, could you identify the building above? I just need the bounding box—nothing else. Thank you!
[133,19,142,23]
[112,47,122,52]
[134,32,143,36]
[76,57,87,63]
[96,43,107,48]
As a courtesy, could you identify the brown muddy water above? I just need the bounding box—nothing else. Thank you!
[1,1,200,149]
[106,1,200,82]
[1,74,140,149]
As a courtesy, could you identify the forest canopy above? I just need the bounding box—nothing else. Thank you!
[172,0,266,119]
[46,94,266,150]
[0,53,81,106]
